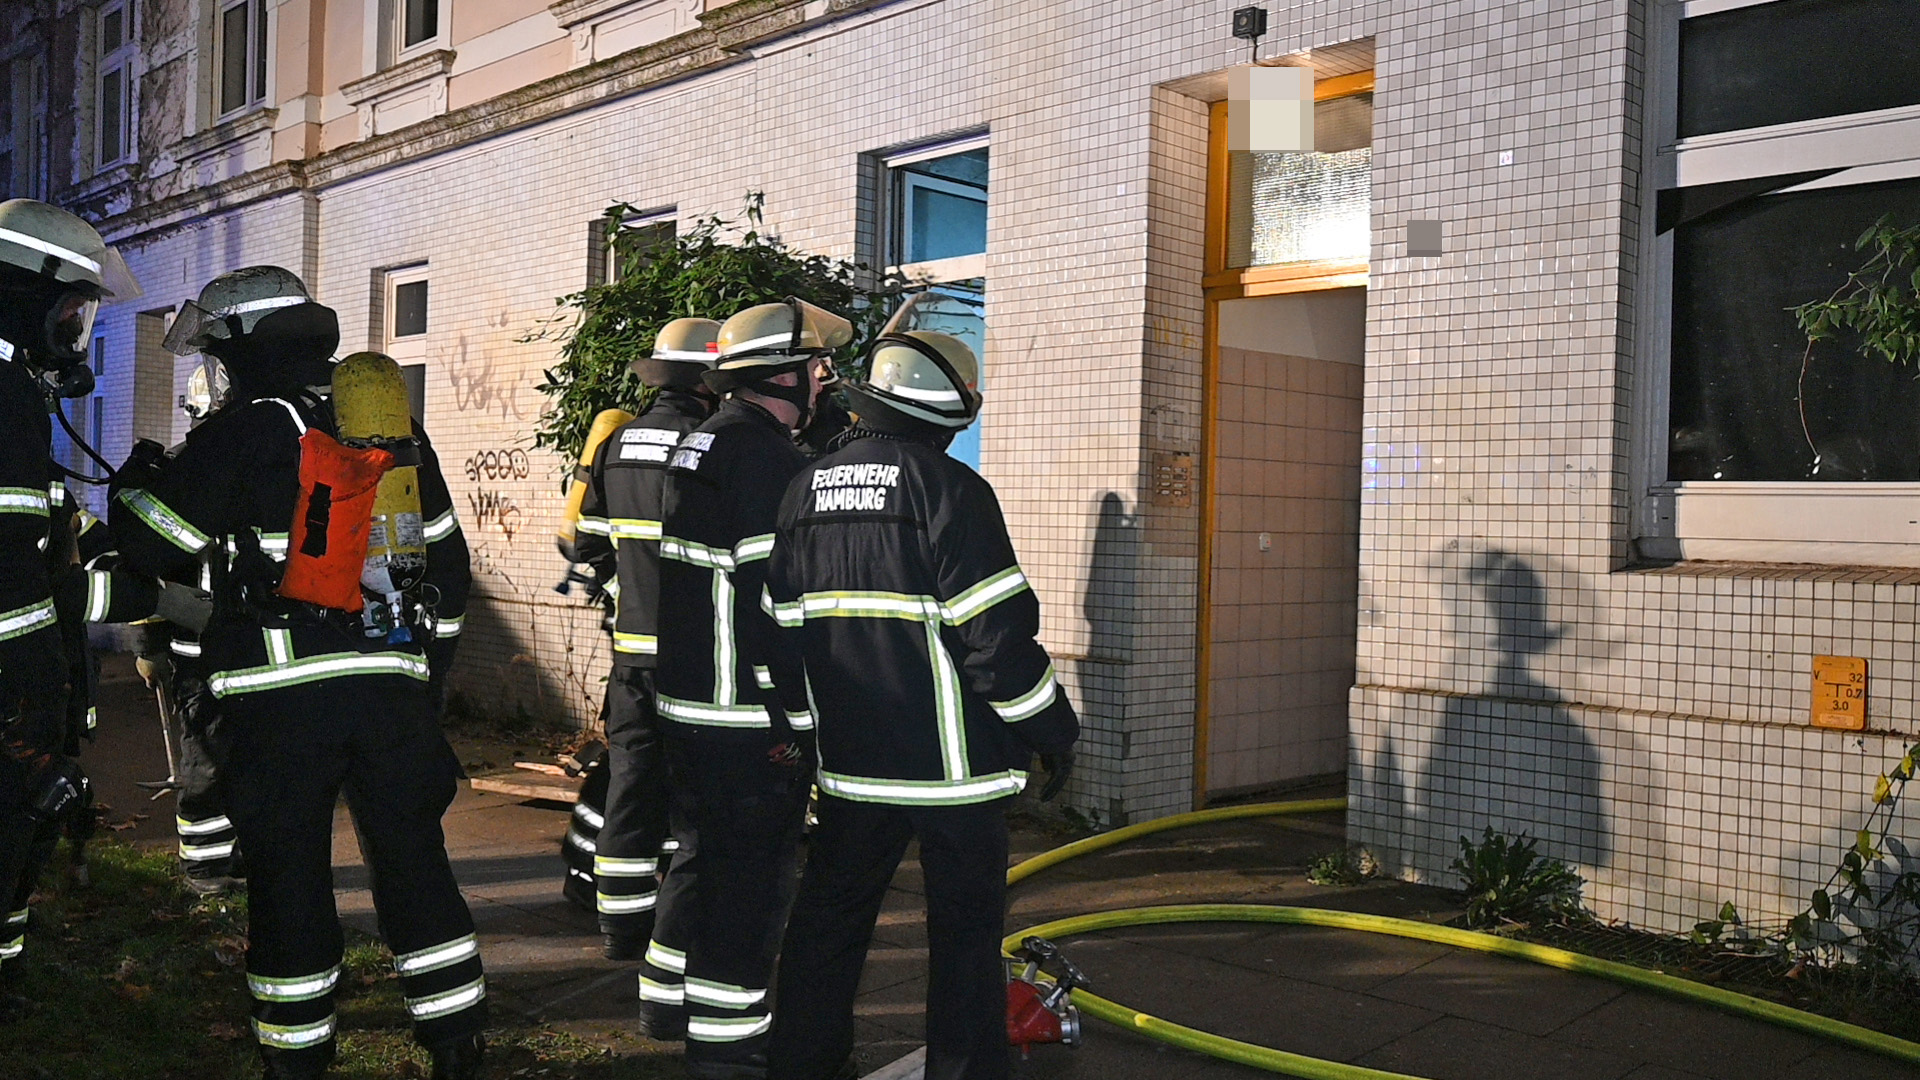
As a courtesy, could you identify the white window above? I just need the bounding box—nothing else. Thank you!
[215,0,270,118]
[1635,0,1920,566]
[589,208,675,287]
[96,1,136,167]
[883,137,989,469]
[395,0,443,58]
[384,265,429,420]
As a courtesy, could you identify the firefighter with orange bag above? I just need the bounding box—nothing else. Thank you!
[110,267,486,1080]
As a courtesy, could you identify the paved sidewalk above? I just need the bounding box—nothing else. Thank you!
[84,654,1920,1080]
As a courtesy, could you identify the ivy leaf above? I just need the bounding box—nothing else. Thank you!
[1874,775,1893,804]
[1857,829,1878,861]
[1811,889,1832,921]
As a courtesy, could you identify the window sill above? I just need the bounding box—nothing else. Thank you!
[1620,556,1920,586]
[894,253,985,284]
[1642,482,1920,568]
[340,50,457,141]
[72,161,139,200]
[177,107,278,162]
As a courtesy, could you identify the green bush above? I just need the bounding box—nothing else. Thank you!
[1306,846,1379,887]
[530,193,904,463]
[1452,827,1587,929]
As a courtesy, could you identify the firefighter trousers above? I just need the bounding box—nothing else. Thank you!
[173,667,239,880]
[222,674,486,1072]
[647,721,806,1068]
[767,795,1013,1080]
[595,666,671,939]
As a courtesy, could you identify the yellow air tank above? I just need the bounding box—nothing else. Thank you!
[333,352,426,617]
[556,407,634,562]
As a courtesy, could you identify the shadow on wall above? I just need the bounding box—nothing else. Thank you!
[1084,491,1138,663]
[1419,546,1615,869]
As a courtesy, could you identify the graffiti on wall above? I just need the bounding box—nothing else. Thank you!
[467,489,523,540]
[463,448,531,483]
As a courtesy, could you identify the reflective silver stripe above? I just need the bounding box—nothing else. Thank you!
[944,567,1029,624]
[712,569,736,705]
[797,591,942,622]
[572,802,604,829]
[612,631,657,655]
[786,709,814,732]
[249,966,340,1002]
[654,348,712,361]
[593,856,658,877]
[406,976,487,1020]
[723,331,800,354]
[687,1014,772,1042]
[257,531,290,559]
[0,935,23,960]
[597,892,657,915]
[645,942,686,974]
[608,518,663,541]
[394,933,479,976]
[218,296,306,317]
[85,570,111,622]
[640,976,684,1004]
[177,814,232,836]
[209,651,429,696]
[258,397,308,436]
[0,226,101,273]
[576,516,612,536]
[0,487,49,516]
[816,769,1029,806]
[753,665,774,690]
[660,838,681,853]
[424,509,459,543]
[660,537,734,570]
[5,908,25,926]
[0,599,56,641]
[117,489,212,552]
[685,978,766,1009]
[435,613,464,638]
[733,533,775,564]
[170,638,203,657]
[180,839,236,861]
[264,628,294,666]
[762,586,803,627]
[565,830,598,853]
[990,664,1059,723]
[927,623,966,780]
[253,1015,335,1050]
[86,705,97,731]
[657,694,769,728]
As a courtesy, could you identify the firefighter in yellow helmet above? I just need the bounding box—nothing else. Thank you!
[764,299,1078,1080]
[647,299,849,1076]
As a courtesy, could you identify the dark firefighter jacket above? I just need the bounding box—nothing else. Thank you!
[654,398,811,737]
[110,394,470,699]
[762,428,1078,805]
[574,390,709,668]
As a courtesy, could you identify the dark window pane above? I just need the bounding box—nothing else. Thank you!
[906,186,986,262]
[903,147,987,187]
[91,396,103,447]
[1669,176,1920,481]
[254,0,268,101]
[611,220,674,282]
[100,68,122,162]
[219,2,249,114]
[401,363,426,422]
[405,0,437,48]
[392,280,428,337]
[93,336,106,376]
[1679,0,1920,138]
[102,8,123,52]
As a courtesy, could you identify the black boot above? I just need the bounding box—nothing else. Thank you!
[258,1043,334,1080]
[429,1032,485,1080]
[636,1002,686,1041]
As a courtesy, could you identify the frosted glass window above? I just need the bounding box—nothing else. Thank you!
[1229,92,1372,268]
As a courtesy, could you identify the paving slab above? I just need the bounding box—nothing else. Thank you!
[1549,991,1827,1080]
[1353,1015,1640,1080]
[1365,948,1627,1038]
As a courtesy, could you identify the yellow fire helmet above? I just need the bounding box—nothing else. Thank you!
[849,331,982,430]
[631,316,721,389]
[706,298,853,393]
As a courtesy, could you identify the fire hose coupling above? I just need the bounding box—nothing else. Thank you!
[1005,935,1086,1055]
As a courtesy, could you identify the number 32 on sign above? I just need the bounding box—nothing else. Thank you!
[1812,655,1867,731]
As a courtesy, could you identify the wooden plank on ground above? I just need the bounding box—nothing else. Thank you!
[468,770,580,804]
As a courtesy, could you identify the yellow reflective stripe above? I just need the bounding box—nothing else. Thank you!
[264,628,294,666]
[593,856,658,877]
[753,665,774,690]
[252,1015,335,1049]
[85,570,112,622]
[687,1015,772,1042]
[645,942,686,974]
[640,976,685,1004]
[596,892,657,914]
[788,591,942,622]
[733,533,775,564]
[787,709,814,732]
[179,838,236,861]
[712,569,736,705]
[177,814,232,836]
[394,933,479,976]
[257,531,290,559]
[405,976,486,1020]
[684,978,766,1009]
[434,613,464,637]
[0,599,56,641]
[612,631,657,655]
[170,638,202,657]
[249,966,340,1002]
[608,518,662,541]
[424,509,460,543]
[0,487,49,516]
[816,769,1029,806]
[117,489,212,552]
[657,694,770,728]
[572,801,604,829]
[944,566,1028,624]
[762,586,803,627]
[661,537,734,570]
[926,623,967,780]
[990,664,1059,723]
[209,651,429,696]
[4,908,25,926]
[576,516,613,536]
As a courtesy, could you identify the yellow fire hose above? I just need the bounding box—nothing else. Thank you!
[1003,800,1920,1078]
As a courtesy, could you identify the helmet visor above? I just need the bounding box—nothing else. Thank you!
[162,299,218,356]
[788,298,855,352]
[47,291,100,360]
[98,245,143,303]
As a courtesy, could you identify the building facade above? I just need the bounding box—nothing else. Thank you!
[10,0,1919,935]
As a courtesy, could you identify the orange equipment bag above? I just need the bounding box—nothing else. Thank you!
[277,427,394,613]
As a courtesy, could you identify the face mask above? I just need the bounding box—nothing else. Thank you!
[46,291,99,362]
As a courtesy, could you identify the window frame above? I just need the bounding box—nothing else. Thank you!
[95,0,137,169]
[1633,0,1920,566]
[884,135,990,284]
[606,209,676,285]
[393,0,446,62]
[213,0,271,121]
[383,263,430,366]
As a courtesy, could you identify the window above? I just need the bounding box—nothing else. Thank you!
[216,0,269,118]
[588,209,676,286]
[96,1,136,166]
[384,265,429,419]
[93,334,106,378]
[884,138,989,468]
[11,54,48,200]
[1638,0,1920,564]
[1228,90,1372,268]
[397,0,442,56]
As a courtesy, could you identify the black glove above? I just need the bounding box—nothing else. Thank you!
[155,580,214,633]
[1038,748,1075,802]
[112,439,168,493]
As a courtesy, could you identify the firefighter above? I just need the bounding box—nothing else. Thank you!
[110,267,486,1080]
[649,299,850,1077]
[762,310,1079,1080]
[0,198,145,1011]
[571,318,721,974]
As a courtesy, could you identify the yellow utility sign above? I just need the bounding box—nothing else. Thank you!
[1811,656,1867,731]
